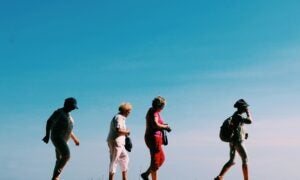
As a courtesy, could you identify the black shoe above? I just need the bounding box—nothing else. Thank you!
[141,172,149,180]
[214,176,221,180]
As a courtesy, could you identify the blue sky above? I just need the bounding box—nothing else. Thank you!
[1,1,300,179]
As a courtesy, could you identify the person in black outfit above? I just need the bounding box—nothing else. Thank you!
[42,97,80,180]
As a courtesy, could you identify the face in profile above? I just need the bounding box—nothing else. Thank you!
[65,104,77,111]
[123,109,131,117]
[157,104,165,112]
[238,106,247,113]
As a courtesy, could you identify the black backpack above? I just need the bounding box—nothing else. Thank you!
[219,116,234,142]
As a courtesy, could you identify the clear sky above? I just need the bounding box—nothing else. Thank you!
[1,0,300,179]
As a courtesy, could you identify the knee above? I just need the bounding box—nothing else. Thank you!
[61,154,70,162]
[226,161,236,167]
[160,154,165,166]
[241,153,248,165]
[242,157,248,165]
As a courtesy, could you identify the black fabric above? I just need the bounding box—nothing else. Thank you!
[50,109,73,141]
[125,136,132,152]
[219,116,234,142]
[162,130,168,145]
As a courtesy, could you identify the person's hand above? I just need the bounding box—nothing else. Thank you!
[42,135,49,144]
[126,129,131,136]
[165,125,172,132]
[74,138,80,146]
[245,108,250,116]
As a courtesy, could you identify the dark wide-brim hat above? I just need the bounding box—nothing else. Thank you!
[234,99,249,108]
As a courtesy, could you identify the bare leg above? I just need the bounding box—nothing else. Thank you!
[122,171,128,180]
[242,164,249,180]
[151,170,157,180]
[235,142,248,180]
[109,172,114,180]
[216,142,236,179]
[215,162,235,180]
[220,162,235,176]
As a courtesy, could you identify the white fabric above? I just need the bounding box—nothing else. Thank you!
[107,114,129,173]
[108,141,129,173]
[107,114,127,145]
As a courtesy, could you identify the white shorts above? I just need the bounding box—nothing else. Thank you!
[108,141,129,173]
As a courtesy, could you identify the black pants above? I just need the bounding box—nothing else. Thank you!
[51,137,70,179]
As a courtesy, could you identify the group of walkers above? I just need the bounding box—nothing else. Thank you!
[42,96,252,180]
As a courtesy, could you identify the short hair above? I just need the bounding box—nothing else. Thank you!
[118,102,132,113]
[152,96,166,109]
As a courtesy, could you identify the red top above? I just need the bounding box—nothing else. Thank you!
[145,108,164,137]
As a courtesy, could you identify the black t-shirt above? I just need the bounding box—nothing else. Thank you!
[49,108,74,141]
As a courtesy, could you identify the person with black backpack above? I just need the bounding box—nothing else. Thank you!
[215,99,252,180]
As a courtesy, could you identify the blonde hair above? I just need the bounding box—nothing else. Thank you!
[118,102,132,113]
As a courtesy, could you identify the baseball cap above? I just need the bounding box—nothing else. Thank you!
[64,97,78,109]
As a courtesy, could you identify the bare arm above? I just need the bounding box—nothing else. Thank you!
[70,132,80,146]
[154,116,171,131]
[244,109,252,124]
[117,127,130,136]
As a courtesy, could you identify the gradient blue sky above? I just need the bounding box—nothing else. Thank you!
[1,1,300,179]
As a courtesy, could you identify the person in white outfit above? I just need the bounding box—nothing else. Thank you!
[107,102,132,180]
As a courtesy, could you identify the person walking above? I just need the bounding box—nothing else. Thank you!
[215,99,253,180]
[141,96,171,180]
[42,97,80,180]
[107,102,132,180]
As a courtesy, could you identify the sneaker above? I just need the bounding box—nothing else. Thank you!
[141,172,149,180]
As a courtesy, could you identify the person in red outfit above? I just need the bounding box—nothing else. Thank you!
[141,96,171,180]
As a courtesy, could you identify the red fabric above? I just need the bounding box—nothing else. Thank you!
[145,135,165,171]
[145,108,165,137]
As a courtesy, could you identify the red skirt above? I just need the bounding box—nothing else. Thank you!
[145,135,165,171]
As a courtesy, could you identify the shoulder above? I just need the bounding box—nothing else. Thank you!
[231,112,243,123]
[55,108,64,114]
[232,112,250,124]
[232,113,242,119]
[154,111,159,117]
[114,114,125,121]
[51,108,63,117]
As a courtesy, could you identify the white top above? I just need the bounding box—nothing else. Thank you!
[107,114,127,145]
